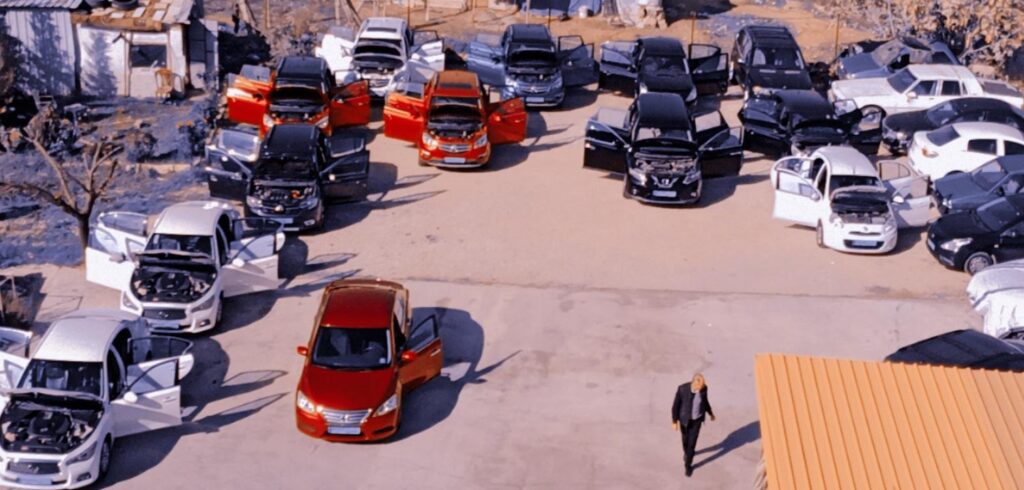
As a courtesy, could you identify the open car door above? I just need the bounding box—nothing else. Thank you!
[466,36,505,87]
[398,315,443,391]
[695,111,743,178]
[878,159,931,227]
[0,328,29,391]
[486,98,528,144]
[226,65,271,127]
[739,96,789,156]
[773,165,820,226]
[383,91,427,143]
[688,44,729,96]
[204,126,259,201]
[320,134,370,201]
[597,41,637,93]
[330,80,371,128]
[112,336,193,437]
[316,26,357,84]
[86,211,148,292]
[410,33,446,72]
[557,36,598,88]
[583,108,629,173]
[840,106,885,156]
[222,218,283,297]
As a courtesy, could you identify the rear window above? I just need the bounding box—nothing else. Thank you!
[927,125,960,146]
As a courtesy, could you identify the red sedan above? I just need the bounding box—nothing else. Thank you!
[295,279,443,442]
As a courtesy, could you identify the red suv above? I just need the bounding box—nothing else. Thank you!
[295,279,443,441]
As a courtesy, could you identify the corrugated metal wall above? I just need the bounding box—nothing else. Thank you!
[0,8,77,96]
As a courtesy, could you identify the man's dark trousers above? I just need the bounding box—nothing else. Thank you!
[681,417,704,472]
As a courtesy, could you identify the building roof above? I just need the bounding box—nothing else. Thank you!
[755,354,1024,490]
[35,309,137,363]
[0,0,82,8]
[72,0,194,31]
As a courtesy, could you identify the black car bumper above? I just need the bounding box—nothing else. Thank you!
[503,86,565,108]
[624,176,702,205]
[926,235,967,269]
[245,201,322,231]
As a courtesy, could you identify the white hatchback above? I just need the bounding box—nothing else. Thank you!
[909,122,1024,180]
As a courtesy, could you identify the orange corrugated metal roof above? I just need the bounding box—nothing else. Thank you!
[755,354,1024,490]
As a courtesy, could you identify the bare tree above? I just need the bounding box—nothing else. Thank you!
[0,135,123,252]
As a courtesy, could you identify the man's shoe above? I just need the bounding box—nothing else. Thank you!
[685,467,693,477]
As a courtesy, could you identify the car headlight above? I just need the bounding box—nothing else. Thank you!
[829,213,842,225]
[191,292,217,312]
[375,393,399,416]
[262,113,275,128]
[473,133,488,149]
[884,218,896,233]
[504,76,518,89]
[296,391,318,415]
[421,132,438,150]
[686,87,697,102]
[69,442,97,464]
[549,71,563,87]
[121,291,139,311]
[314,115,329,129]
[297,195,320,209]
[896,131,907,140]
[940,237,972,252]
[638,84,648,94]
[942,197,952,209]
[246,195,261,207]
[682,166,700,185]
[627,167,647,185]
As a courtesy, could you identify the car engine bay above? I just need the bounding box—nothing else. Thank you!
[1,397,101,455]
[831,189,892,224]
[131,264,215,303]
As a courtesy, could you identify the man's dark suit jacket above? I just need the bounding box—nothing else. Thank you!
[672,382,714,427]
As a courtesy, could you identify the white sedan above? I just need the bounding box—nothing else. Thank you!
[0,309,193,489]
[909,122,1024,180]
[967,259,1024,339]
[85,200,284,334]
[771,146,931,253]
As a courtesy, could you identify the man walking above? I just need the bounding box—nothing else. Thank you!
[672,373,715,477]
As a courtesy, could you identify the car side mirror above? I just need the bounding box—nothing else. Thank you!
[332,93,344,102]
[122,391,139,404]
[892,194,906,204]
[810,191,821,202]
[231,257,246,268]
[296,345,309,356]
[109,251,127,263]
[400,350,417,363]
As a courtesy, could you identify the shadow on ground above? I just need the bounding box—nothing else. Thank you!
[694,420,760,470]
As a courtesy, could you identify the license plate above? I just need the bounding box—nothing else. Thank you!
[652,190,677,198]
[271,216,293,224]
[526,97,545,103]
[150,321,180,329]
[18,476,51,486]
[443,157,466,164]
[852,240,878,247]
[327,426,361,435]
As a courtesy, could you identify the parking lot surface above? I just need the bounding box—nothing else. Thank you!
[11,90,978,488]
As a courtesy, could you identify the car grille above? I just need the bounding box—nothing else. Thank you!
[844,239,883,250]
[8,461,59,475]
[322,408,371,427]
[651,175,680,188]
[519,83,551,94]
[439,143,471,153]
[848,231,882,237]
[367,78,389,88]
[142,308,187,321]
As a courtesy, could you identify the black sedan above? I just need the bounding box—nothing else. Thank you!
[739,89,883,157]
[885,329,1024,372]
[927,193,1024,274]
[881,97,1024,154]
[933,155,1024,214]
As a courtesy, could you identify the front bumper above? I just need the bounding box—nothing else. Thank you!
[123,292,219,334]
[826,225,897,254]
[244,201,322,232]
[419,143,491,169]
[926,236,966,269]
[624,176,702,205]
[295,407,399,442]
[0,449,101,489]
[503,85,565,108]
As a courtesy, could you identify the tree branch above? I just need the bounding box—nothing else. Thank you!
[27,137,79,212]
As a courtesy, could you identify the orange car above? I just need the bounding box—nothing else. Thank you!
[227,56,370,136]
[382,70,527,168]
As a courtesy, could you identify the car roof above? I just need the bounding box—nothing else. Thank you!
[432,70,481,97]
[635,93,690,127]
[813,146,875,175]
[775,90,833,117]
[885,329,1024,372]
[319,284,395,328]
[152,201,232,236]
[743,25,798,47]
[905,64,974,80]
[639,37,685,56]
[35,309,136,363]
[947,121,1024,140]
[508,23,552,43]
[263,124,319,157]
[946,97,1015,112]
[362,16,406,33]
[276,56,326,81]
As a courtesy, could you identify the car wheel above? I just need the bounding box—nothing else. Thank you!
[215,294,224,328]
[99,437,112,479]
[816,222,826,248]
[964,252,993,275]
[417,158,428,167]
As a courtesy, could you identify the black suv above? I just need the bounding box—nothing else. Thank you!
[598,37,729,105]
[731,26,816,98]
[204,124,369,232]
[927,193,1024,274]
[886,329,1024,371]
[466,23,597,108]
[581,92,742,205]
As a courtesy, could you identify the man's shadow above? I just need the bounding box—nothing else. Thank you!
[693,420,760,469]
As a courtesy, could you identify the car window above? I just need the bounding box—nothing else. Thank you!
[912,80,936,96]
[817,166,829,195]
[107,349,124,400]
[967,139,998,155]
[1005,141,1024,155]
[998,175,1024,196]
[20,360,103,398]
[927,125,960,146]
[940,81,961,96]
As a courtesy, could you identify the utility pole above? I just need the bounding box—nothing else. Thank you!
[689,13,696,46]
[407,0,412,26]
[834,15,841,58]
[263,0,269,30]
[334,0,343,25]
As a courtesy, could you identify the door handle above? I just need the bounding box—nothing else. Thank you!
[429,349,441,357]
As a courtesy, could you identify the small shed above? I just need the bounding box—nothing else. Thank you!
[72,0,216,98]
[0,0,81,96]
[754,353,1024,489]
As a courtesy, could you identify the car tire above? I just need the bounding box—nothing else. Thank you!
[215,294,224,328]
[98,437,112,480]
[816,221,826,248]
[964,252,994,275]
[417,158,428,167]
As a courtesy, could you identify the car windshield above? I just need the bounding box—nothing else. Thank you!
[270,86,322,106]
[508,49,557,68]
[972,160,1008,189]
[926,102,959,126]
[312,327,391,370]
[19,360,102,398]
[887,69,917,92]
[255,158,317,180]
[641,55,688,75]
[217,129,259,157]
[977,198,1024,230]
[751,48,804,69]
[927,125,960,146]
[146,234,213,256]
[831,175,882,191]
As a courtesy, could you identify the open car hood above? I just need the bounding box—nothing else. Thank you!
[830,185,888,201]
[135,249,215,264]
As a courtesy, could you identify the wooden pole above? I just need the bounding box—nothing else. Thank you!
[689,14,696,46]
[547,6,551,29]
[834,15,841,58]
[425,0,430,21]
[407,0,412,26]
[334,0,343,25]
[263,0,269,30]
